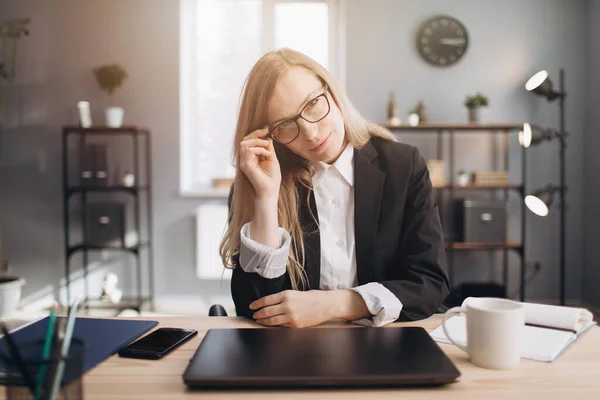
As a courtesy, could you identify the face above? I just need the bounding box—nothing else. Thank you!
[267,67,346,164]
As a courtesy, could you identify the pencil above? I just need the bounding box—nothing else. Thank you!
[0,322,36,395]
[48,300,79,400]
[34,308,57,400]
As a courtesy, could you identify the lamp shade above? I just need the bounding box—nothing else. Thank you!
[519,123,533,148]
[525,185,559,217]
[525,70,560,101]
[519,123,559,148]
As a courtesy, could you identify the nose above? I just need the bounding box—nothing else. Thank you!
[297,119,319,141]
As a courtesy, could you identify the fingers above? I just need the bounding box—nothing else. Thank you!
[240,136,274,162]
[245,126,270,140]
[241,138,270,148]
[255,315,288,327]
[252,304,285,320]
[250,292,284,310]
[247,147,272,158]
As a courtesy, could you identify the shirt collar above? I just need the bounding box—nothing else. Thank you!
[311,142,354,188]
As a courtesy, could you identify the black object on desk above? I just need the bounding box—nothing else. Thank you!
[183,326,461,389]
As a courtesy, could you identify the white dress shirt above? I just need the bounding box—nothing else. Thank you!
[239,143,402,327]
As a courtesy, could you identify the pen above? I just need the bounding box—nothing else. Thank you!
[34,307,57,400]
[0,322,36,395]
[49,300,79,400]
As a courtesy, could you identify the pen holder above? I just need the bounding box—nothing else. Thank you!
[0,338,85,400]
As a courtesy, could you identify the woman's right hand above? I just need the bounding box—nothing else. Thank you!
[239,127,281,201]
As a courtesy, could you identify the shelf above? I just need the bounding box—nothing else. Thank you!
[445,241,522,250]
[67,242,150,257]
[433,183,523,191]
[81,296,153,311]
[63,126,149,135]
[67,185,149,195]
[382,122,523,132]
[179,188,230,199]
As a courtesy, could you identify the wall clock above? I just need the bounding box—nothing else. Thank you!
[416,15,469,67]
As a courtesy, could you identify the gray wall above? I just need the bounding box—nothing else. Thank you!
[346,0,588,303]
[583,0,600,308]
[0,0,232,313]
[0,0,594,314]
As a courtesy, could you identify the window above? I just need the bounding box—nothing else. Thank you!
[180,0,344,194]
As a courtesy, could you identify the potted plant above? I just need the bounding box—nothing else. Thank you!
[464,92,489,123]
[94,64,128,127]
[457,170,470,186]
[0,18,30,127]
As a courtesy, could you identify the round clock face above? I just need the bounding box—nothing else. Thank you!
[416,15,469,67]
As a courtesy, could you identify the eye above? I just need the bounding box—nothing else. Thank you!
[307,97,321,107]
[276,120,294,130]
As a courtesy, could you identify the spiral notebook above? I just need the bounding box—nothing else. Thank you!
[430,299,597,362]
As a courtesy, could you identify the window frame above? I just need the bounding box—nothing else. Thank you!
[179,0,346,196]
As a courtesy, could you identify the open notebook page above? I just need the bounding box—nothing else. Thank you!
[430,315,577,362]
[461,298,595,333]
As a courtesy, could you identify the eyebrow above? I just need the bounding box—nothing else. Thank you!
[270,87,324,127]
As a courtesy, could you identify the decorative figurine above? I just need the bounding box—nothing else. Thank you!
[386,90,401,126]
[100,272,123,304]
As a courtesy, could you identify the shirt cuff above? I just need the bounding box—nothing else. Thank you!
[350,282,403,327]
[239,222,291,279]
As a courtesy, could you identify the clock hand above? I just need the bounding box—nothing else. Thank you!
[439,38,466,46]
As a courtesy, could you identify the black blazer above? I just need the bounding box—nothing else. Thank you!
[231,136,450,321]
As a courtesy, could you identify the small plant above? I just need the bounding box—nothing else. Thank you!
[464,92,489,109]
[93,64,128,103]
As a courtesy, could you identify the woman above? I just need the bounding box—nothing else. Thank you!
[219,48,449,328]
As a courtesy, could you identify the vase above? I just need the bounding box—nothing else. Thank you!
[408,113,420,126]
[468,108,480,123]
[106,106,125,128]
[457,173,470,187]
[0,276,25,318]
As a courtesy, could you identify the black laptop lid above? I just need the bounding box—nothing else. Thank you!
[183,326,460,388]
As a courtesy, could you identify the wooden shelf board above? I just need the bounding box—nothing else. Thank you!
[81,297,152,311]
[67,185,149,193]
[382,122,523,131]
[433,184,523,190]
[63,126,149,134]
[445,241,522,250]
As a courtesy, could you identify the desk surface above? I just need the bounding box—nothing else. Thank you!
[82,315,600,400]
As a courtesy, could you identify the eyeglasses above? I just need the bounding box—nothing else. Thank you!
[268,86,330,145]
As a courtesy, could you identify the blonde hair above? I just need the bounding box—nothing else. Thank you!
[219,48,394,289]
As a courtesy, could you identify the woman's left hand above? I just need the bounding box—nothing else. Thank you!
[250,290,334,328]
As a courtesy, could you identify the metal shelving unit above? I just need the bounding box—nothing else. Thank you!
[61,126,155,313]
[384,123,527,301]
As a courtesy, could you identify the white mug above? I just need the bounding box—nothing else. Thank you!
[442,298,524,369]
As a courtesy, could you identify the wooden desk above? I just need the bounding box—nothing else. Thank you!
[83,315,600,399]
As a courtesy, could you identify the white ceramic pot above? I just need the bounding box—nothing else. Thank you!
[468,108,480,123]
[0,276,25,318]
[458,173,470,186]
[106,106,125,128]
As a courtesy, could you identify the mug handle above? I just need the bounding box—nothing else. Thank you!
[442,306,468,353]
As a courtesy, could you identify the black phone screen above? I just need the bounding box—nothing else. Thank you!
[126,328,196,353]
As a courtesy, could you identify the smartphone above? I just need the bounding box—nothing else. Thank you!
[118,328,198,359]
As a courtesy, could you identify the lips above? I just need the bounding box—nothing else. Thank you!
[310,133,331,151]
